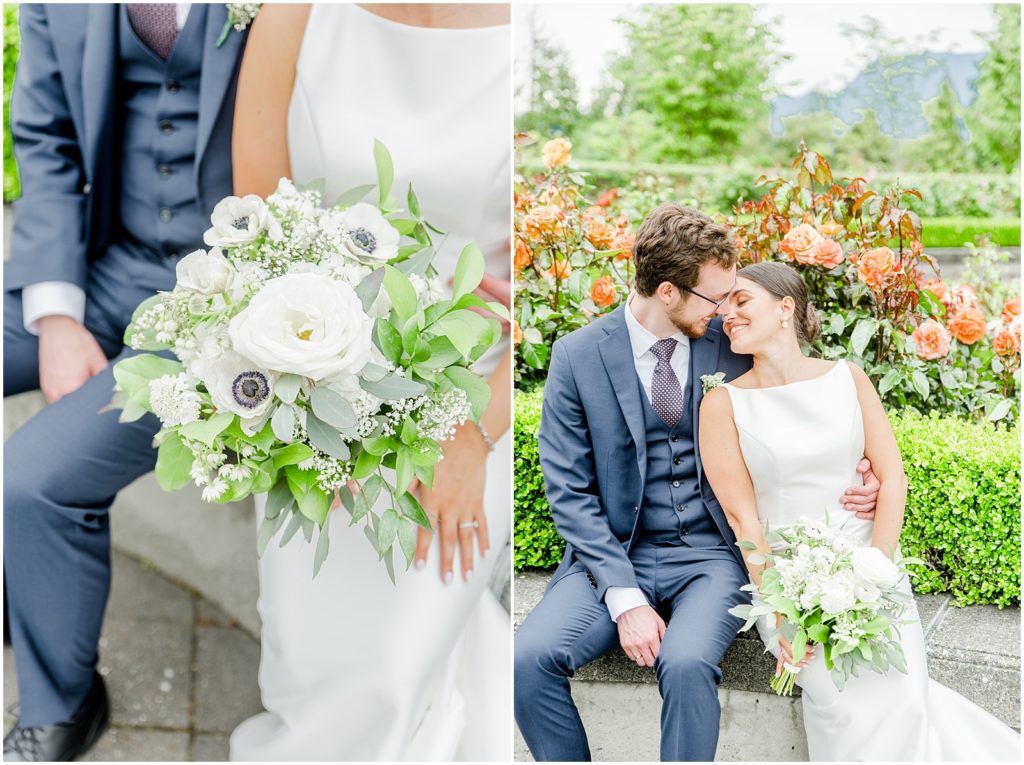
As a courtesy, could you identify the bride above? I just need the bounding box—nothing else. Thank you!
[227,4,511,760]
[699,262,1020,761]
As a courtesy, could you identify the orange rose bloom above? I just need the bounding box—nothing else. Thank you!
[512,321,523,346]
[585,217,617,249]
[612,231,635,260]
[1002,296,1020,324]
[922,278,947,301]
[779,223,823,264]
[947,284,979,313]
[946,307,987,345]
[817,221,845,239]
[546,258,572,280]
[912,319,952,360]
[514,239,532,275]
[523,205,563,240]
[810,239,844,269]
[596,188,619,207]
[993,327,1018,357]
[542,137,572,168]
[590,276,617,308]
[857,247,897,290]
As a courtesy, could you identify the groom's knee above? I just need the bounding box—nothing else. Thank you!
[655,647,721,694]
[514,625,570,688]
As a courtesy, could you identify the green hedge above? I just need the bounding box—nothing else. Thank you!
[918,217,1021,248]
[514,388,1021,607]
[4,4,19,202]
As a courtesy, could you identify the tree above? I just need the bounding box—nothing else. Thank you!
[595,4,780,164]
[517,23,581,139]
[904,82,970,172]
[965,3,1020,172]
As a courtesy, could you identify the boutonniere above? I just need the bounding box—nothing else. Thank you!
[701,372,726,394]
[216,3,261,47]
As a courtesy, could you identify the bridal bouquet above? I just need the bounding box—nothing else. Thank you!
[729,517,924,695]
[109,141,505,579]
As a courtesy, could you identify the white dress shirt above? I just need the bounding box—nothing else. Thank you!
[22,3,192,335]
[604,294,691,623]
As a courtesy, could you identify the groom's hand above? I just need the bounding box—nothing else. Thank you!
[38,316,108,403]
[617,605,666,668]
[841,458,879,520]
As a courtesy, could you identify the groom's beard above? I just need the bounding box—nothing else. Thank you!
[669,312,713,339]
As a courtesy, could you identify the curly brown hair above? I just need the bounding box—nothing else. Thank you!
[633,203,739,297]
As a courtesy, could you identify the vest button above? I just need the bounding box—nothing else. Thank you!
[677,504,684,512]
[159,208,173,223]
[673,456,682,465]
[681,528,690,535]
[82,183,91,194]
[158,164,172,178]
[670,435,679,443]
[166,79,181,93]
[159,120,174,134]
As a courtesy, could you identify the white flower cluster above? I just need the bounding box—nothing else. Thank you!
[227,3,262,32]
[148,374,201,426]
[416,389,472,442]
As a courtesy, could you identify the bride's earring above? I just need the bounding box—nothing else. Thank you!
[781,317,789,329]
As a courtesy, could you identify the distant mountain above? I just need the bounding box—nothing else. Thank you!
[770,51,987,137]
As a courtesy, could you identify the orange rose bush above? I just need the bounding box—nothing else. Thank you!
[729,142,1019,424]
[514,136,635,386]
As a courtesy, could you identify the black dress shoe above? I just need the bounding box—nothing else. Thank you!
[3,672,109,762]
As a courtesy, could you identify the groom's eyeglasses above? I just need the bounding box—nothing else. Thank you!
[678,285,730,310]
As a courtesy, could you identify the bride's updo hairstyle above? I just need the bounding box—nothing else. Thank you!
[737,262,820,344]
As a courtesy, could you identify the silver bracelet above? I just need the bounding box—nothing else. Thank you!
[473,420,496,452]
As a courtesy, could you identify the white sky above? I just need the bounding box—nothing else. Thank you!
[514,2,998,111]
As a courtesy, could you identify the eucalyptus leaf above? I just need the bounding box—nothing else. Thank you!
[310,387,358,429]
[258,508,289,557]
[313,514,331,577]
[333,183,376,208]
[398,519,417,566]
[275,374,302,404]
[271,404,296,442]
[356,268,386,315]
[266,478,295,520]
[395,246,433,277]
[361,362,389,382]
[279,511,304,547]
[377,509,400,557]
[360,374,428,401]
[300,513,315,543]
[352,474,385,523]
[306,412,351,459]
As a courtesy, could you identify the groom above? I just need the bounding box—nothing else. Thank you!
[4,4,247,760]
[514,204,879,761]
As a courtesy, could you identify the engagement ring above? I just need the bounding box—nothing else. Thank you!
[458,521,480,529]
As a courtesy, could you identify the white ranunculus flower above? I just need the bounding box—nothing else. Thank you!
[819,570,857,615]
[229,272,373,381]
[204,194,282,247]
[204,351,276,420]
[177,248,235,295]
[832,533,857,555]
[854,581,881,604]
[850,546,901,588]
[803,519,832,540]
[337,203,400,263]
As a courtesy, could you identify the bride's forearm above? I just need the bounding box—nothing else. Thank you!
[869,477,907,558]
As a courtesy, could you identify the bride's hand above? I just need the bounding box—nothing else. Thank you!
[775,613,814,676]
[412,422,491,584]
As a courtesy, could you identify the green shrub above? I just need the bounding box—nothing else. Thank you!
[892,411,1020,607]
[4,4,20,203]
[513,388,565,569]
[918,217,1021,248]
[514,393,1021,607]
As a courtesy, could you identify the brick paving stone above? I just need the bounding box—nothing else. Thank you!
[79,728,190,762]
[191,732,231,761]
[106,553,194,625]
[193,626,263,734]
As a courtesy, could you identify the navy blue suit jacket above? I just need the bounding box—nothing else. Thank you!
[538,306,753,600]
[5,3,247,293]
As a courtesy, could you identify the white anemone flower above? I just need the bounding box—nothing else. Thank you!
[204,195,282,247]
[204,351,277,420]
[337,203,400,264]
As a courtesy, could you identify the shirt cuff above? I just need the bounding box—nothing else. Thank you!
[22,281,87,336]
[605,586,650,623]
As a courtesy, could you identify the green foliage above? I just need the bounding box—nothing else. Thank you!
[891,411,1020,607]
[514,393,1022,607]
[920,218,1020,248]
[512,388,565,569]
[4,4,19,202]
[965,4,1021,172]
[516,26,581,140]
[596,4,781,164]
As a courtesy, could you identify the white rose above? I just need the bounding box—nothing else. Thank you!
[204,351,276,420]
[850,546,901,588]
[176,248,235,295]
[819,570,857,615]
[854,582,881,604]
[204,194,282,247]
[229,272,373,381]
[337,203,400,263]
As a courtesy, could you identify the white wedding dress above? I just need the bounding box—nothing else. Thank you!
[723,360,1020,761]
[229,6,511,761]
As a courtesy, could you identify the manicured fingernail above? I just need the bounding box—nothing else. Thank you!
[464,569,474,582]
[414,559,425,571]
[444,572,453,585]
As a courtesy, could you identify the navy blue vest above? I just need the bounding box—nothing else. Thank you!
[636,365,725,548]
[117,4,208,259]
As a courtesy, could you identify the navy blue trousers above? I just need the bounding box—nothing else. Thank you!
[4,244,176,726]
[514,544,748,762]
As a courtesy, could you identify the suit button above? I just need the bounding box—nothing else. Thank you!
[166,79,181,93]
[672,480,680,488]
[673,456,682,465]
[82,183,91,194]
[681,528,690,536]
[159,120,174,134]
[671,435,679,443]
[158,164,172,178]
[159,208,173,223]
[677,504,685,512]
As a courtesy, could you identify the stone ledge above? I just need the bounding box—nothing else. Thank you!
[515,570,1021,728]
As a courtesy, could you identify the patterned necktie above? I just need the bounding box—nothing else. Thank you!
[650,338,683,427]
[126,4,179,61]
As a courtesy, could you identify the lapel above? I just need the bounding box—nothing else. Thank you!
[80,4,118,183]
[688,323,723,479]
[597,306,648,478]
[195,4,245,182]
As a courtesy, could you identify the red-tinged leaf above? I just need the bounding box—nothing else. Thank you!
[803,150,819,174]
[903,188,923,200]
[852,191,876,215]
[814,154,833,185]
